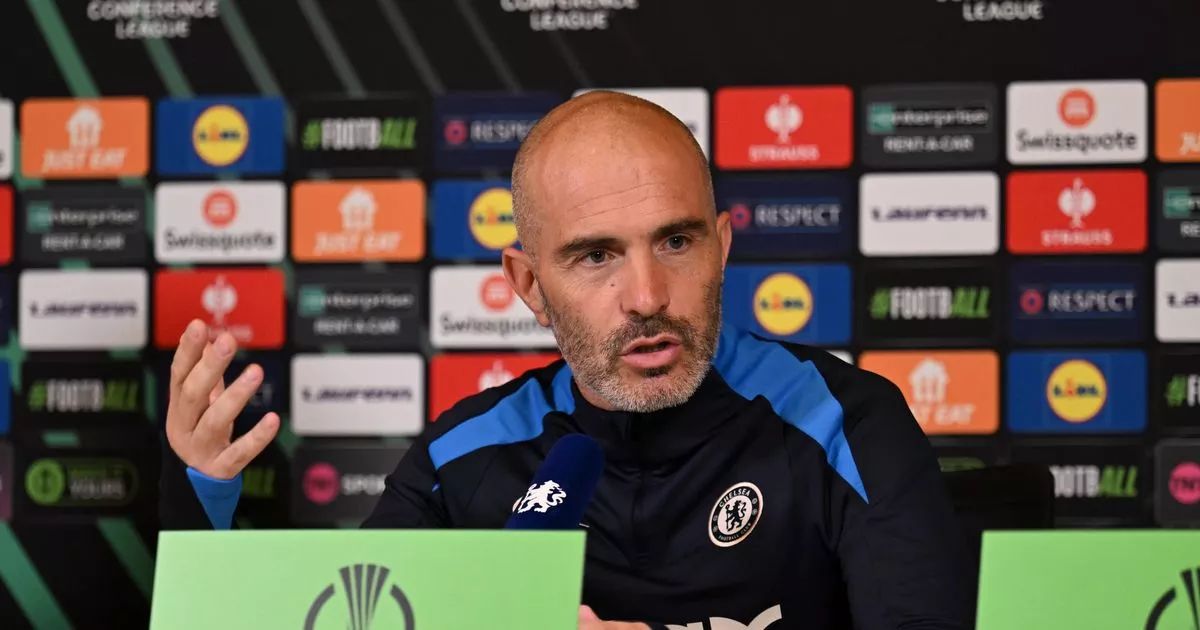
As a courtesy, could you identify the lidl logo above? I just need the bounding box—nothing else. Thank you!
[192,105,249,167]
[1007,350,1145,434]
[752,273,813,336]
[723,264,850,344]
[432,180,516,260]
[1045,359,1107,423]
[469,187,517,249]
[156,97,284,176]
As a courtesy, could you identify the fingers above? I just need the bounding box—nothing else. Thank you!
[195,364,261,438]
[579,606,600,622]
[208,374,226,406]
[172,331,239,432]
[211,412,280,478]
[168,320,207,400]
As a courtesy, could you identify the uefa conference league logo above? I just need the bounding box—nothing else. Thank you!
[304,564,414,630]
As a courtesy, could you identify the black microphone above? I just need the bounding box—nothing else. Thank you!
[505,434,605,530]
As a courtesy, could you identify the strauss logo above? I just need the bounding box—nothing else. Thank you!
[765,95,802,143]
[1057,178,1095,229]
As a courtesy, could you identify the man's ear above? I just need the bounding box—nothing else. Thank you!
[502,246,551,327]
[715,211,733,268]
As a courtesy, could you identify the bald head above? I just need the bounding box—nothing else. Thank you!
[510,91,713,256]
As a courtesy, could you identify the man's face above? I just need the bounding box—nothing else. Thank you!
[505,115,731,413]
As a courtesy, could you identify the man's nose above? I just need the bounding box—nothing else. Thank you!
[620,250,669,318]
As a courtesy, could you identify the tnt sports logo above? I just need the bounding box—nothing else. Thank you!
[480,274,514,312]
[302,462,339,505]
[1046,360,1108,423]
[1058,89,1095,127]
[202,190,236,228]
[469,188,517,249]
[753,273,813,336]
[709,482,763,548]
[1170,462,1200,505]
[192,105,248,167]
[303,564,414,630]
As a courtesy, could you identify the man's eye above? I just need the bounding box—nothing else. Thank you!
[585,250,607,264]
[666,235,689,250]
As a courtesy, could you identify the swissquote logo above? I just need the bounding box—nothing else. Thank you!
[304,564,414,630]
[513,481,567,514]
[155,182,285,263]
[708,482,764,548]
[1007,81,1146,164]
[430,266,556,349]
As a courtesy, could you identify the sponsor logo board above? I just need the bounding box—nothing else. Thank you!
[722,264,851,345]
[860,350,999,435]
[291,354,424,436]
[862,83,998,167]
[717,175,854,259]
[154,182,285,263]
[860,172,999,256]
[21,186,146,265]
[154,268,285,349]
[1007,350,1147,434]
[430,266,557,349]
[294,269,422,350]
[19,269,147,350]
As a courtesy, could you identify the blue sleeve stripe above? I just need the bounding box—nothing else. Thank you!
[428,365,573,471]
[713,326,869,503]
[186,467,242,530]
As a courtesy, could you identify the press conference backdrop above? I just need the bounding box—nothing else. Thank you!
[1,0,1200,627]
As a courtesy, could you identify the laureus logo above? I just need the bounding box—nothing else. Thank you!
[304,564,414,630]
[1146,566,1200,630]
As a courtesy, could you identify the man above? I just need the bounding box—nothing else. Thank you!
[162,92,970,629]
